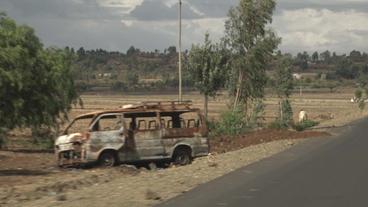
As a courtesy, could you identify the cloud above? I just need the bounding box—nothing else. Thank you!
[129,0,201,21]
[1,0,368,54]
[273,8,368,53]
[276,1,368,13]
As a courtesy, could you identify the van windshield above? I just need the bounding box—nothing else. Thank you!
[65,116,94,135]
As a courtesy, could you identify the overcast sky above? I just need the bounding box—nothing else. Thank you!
[1,0,368,54]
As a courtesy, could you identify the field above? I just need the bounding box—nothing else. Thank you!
[0,88,367,206]
[71,88,365,129]
[6,88,363,150]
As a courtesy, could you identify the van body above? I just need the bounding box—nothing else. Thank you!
[55,101,209,167]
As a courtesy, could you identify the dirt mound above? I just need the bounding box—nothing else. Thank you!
[210,129,330,154]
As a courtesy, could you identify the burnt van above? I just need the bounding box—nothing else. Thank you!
[55,101,209,167]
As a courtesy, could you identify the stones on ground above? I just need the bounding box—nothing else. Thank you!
[207,153,218,167]
[145,189,161,200]
[287,141,295,146]
[148,162,158,171]
[55,194,67,201]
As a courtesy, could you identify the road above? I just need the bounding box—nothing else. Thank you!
[158,118,368,207]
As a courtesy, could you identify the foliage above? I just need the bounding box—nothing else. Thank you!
[224,0,280,109]
[210,107,248,136]
[335,58,359,79]
[293,120,319,132]
[210,100,265,136]
[187,33,229,118]
[354,88,368,110]
[275,57,294,98]
[187,33,229,98]
[312,51,319,63]
[272,56,294,128]
[247,100,266,128]
[125,70,139,88]
[295,52,309,70]
[0,14,79,142]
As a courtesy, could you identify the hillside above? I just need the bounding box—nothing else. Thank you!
[70,47,368,93]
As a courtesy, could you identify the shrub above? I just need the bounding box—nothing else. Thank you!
[210,107,247,136]
[247,100,265,128]
[269,99,293,129]
[293,120,319,131]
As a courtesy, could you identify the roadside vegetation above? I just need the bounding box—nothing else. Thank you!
[1,0,366,149]
[0,13,80,148]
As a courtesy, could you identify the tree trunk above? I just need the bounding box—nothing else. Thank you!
[233,70,243,110]
[204,94,208,121]
[279,100,283,121]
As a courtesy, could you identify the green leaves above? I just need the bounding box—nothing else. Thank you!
[225,0,280,108]
[275,56,294,98]
[0,14,78,132]
[187,33,229,97]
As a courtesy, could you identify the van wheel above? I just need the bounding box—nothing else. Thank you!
[173,148,192,166]
[99,151,117,167]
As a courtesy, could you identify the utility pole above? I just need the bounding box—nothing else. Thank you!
[178,0,182,102]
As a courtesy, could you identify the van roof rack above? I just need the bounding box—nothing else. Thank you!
[139,100,193,110]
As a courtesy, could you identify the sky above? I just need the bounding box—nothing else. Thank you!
[1,0,368,54]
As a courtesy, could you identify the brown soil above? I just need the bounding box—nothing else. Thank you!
[210,129,330,154]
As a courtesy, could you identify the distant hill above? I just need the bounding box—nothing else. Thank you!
[69,46,368,92]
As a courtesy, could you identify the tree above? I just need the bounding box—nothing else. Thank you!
[312,51,319,63]
[295,51,309,70]
[225,0,280,111]
[335,58,357,79]
[274,57,294,127]
[167,46,177,56]
[187,33,229,119]
[125,70,139,88]
[320,50,331,64]
[126,46,138,56]
[350,50,362,62]
[0,14,79,147]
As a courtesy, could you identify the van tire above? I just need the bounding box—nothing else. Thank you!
[173,147,192,166]
[98,151,118,167]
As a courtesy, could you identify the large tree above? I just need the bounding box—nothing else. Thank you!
[224,0,280,111]
[187,33,229,119]
[0,14,79,146]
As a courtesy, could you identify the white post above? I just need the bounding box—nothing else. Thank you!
[178,0,182,102]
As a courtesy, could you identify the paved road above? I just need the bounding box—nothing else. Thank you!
[158,118,368,207]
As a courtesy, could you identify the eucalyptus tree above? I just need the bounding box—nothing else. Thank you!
[224,0,280,113]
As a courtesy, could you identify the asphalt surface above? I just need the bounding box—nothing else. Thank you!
[157,118,368,207]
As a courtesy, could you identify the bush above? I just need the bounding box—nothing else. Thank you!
[268,120,286,129]
[269,99,293,129]
[247,100,265,128]
[293,120,319,131]
[210,107,247,136]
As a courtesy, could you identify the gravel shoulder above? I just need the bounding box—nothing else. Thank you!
[12,139,312,207]
[0,129,330,207]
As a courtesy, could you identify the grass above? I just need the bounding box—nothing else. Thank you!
[5,87,368,150]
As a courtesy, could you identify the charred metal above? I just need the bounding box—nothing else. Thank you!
[55,101,209,167]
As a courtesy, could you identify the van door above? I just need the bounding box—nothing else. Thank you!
[89,114,125,154]
[120,112,165,161]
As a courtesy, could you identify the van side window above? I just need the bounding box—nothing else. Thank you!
[180,112,202,128]
[93,114,122,132]
[123,112,159,131]
[160,112,202,129]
